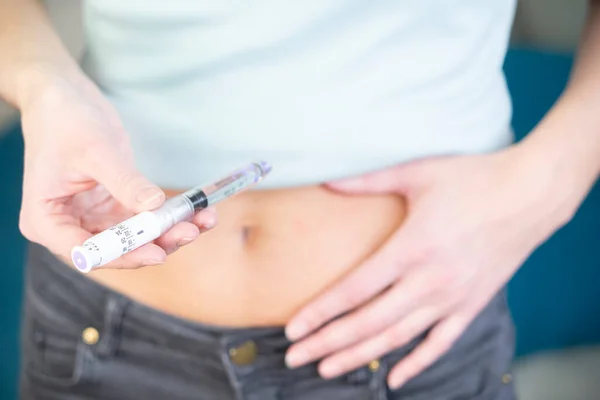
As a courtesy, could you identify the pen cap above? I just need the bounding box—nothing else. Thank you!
[256,161,272,177]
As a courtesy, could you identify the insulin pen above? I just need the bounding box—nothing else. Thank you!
[71,161,272,273]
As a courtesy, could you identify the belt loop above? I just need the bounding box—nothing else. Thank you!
[369,357,389,400]
[96,294,128,358]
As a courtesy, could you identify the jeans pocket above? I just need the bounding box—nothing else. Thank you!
[20,285,99,391]
[384,292,515,400]
[23,317,96,389]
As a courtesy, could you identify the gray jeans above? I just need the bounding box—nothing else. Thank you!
[20,243,517,399]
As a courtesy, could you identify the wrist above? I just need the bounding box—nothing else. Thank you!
[15,61,84,113]
[512,128,596,230]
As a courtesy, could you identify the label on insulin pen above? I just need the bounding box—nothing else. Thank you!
[71,211,162,273]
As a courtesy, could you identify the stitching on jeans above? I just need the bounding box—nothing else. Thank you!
[25,339,94,388]
[219,336,245,400]
[25,285,82,332]
[371,359,388,400]
[96,295,128,358]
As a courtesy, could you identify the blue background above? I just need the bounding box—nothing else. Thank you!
[1,48,599,398]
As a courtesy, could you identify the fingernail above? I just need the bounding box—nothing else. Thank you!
[319,362,340,379]
[286,322,309,341]
[388,376,405,390]
[145,259,164,266]
[204,210,218,229]
[136,187,164,207]
[285,350,308,369]
[176,237,195,247]
[202,219,216,230]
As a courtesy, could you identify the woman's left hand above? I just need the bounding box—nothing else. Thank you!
[284,145,574,389]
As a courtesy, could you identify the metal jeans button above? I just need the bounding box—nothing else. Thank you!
[368,360,380,372]
[82,326,100,345]
[229,340,258,366]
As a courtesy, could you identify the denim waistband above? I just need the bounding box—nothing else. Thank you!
[22,243,516,400]
[24,243,396,399]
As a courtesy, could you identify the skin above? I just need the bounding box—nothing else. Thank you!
[285,2,600,389]
[1,0,216,268]
[1,0,600,392]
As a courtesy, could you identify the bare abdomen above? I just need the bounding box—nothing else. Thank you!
[88,185,407,326]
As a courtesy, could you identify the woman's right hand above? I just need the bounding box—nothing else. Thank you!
[18,74,216,269]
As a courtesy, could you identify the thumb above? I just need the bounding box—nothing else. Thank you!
[325,162,424,195]
[85,146,165,212]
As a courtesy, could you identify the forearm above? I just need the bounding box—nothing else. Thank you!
[0,0,82,110]
[517,1,600,222]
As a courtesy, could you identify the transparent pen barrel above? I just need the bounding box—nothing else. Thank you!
[153,195,195,233]
[203,163,265,205]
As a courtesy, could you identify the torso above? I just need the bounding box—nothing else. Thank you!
[88,185,406,326]
[79,0,516,326]
[82,0,516,190]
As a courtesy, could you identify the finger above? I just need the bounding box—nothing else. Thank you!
[23,211,167,270]
[83,145,165,213]
[22,214,93,262]
[387,314,470,390]
[286,279,427,368]
[285,234,411,342]
[154,221,200,254]
[192,206,217,232]
[325,161,427,194]
[317,307,440,378]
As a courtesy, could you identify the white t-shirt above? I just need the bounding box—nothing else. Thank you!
[81,0,517,189]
